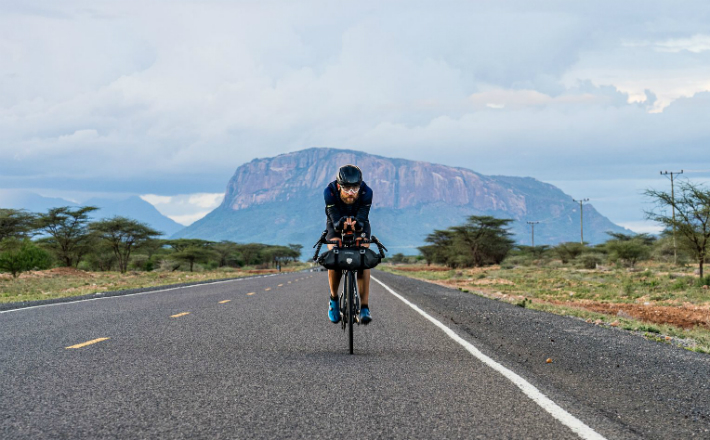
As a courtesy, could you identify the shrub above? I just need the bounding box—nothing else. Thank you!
[578,253,604,269]
[501,255,534,267]
[696,275,710,287]
[553,242,586,264]
[0,239,53,278]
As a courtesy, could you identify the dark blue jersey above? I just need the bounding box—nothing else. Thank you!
[324,180,373,227]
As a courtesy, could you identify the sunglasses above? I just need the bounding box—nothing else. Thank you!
[340,185,359,194]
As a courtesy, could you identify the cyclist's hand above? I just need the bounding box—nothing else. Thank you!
[344,217,357,231]
[335,217,348,231]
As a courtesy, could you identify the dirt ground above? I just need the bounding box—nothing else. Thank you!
[556,301,710,330]
[392,265,710,331]
[0,267,95,280]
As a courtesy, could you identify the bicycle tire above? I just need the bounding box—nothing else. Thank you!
[347,271,354,354]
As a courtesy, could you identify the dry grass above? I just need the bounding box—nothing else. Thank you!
[0,263,311,304]
[381,262,710,353]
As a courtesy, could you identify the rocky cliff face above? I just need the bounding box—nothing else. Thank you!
[223,148,529,215]
[176,148,629,253]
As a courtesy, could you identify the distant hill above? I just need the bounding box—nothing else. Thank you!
[0,190,78,213]
[85,196,184,237]
[0,191,183,237]
[173,148,630,253]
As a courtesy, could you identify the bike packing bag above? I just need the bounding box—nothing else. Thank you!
[318,247,381,270]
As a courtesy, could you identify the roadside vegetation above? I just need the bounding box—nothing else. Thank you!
[381,258,710,353]
[382,182,710,354]
[0,206,306,303]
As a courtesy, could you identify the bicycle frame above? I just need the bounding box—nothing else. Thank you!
[340,267,360,354]
[312,221,387,354]
[338,230,362,354]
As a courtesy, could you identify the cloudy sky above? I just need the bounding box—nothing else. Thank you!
[2,0,709,231]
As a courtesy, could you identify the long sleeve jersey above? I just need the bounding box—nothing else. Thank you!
[323,180,373,227]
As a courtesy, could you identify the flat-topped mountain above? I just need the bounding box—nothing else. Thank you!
[174,148,628,253]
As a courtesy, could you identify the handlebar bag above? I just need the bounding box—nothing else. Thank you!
[318,247,381,270]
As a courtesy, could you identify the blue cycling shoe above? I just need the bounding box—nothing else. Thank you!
[328,298,340,324]
[360,307,372,325]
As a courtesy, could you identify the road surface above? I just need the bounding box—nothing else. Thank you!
[1,270,709,439]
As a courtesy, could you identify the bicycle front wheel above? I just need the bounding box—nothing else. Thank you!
[346,270,355,354]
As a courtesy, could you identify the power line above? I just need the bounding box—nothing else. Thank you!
[572,198,589,244]
[526,221,540,247]
[660,170,683,265]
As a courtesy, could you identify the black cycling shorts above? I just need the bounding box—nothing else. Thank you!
[326,221,371,242]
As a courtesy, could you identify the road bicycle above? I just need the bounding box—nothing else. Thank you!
[313,222,387,354]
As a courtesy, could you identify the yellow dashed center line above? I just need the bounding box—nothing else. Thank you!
[265,288,271,291]
[219,300,231,304]
[171,312,190,318]
[278,284,284,287]
[247,292,255,296]
[288,281,292,284]
[66,338,110,349]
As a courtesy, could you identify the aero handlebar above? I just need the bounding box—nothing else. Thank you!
[312,229,388,262]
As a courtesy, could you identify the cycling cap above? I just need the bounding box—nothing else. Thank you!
[337,164,362,186]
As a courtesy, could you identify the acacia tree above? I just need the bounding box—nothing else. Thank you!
[604,232,654,268]
[236,243,266,266]
[419,216,514,268]
[288,244,303,260]
[164,239,216,271]
[260,246,300,268]
[418,245,437,266]
[0,209,37,241]
[212,241,241,267]
[36,206,98,267]
[172,246,216,272]
[450,216,515,267]
[419,229,455,266]
[646,181,710,277]
[90,217,162,273]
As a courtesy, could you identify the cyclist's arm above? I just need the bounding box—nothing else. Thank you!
[324,186,343,227]
[354,186,373,228]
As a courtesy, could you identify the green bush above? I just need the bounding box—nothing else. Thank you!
[0,239,53,278]
[578,253,604,269]
[553,242,586,264]
[696,275,710,287]
[501,255,534,267]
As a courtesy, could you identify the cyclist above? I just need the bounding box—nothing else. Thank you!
[324,164,373,325]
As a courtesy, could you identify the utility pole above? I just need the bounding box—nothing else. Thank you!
[572,198,589,244]
[660,170,683,265]
[526,221,540,247]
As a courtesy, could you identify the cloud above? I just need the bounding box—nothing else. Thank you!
[168,211,213,226]
[188,193,224,208]
[2,0,710,230]
[141,192,223,226]
[617,222,664,235]
[140,194,172,205]
[627,34,710,54]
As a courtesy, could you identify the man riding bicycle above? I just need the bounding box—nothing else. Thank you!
[324,164,373,325]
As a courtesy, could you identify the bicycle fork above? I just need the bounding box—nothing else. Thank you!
[339,270,361,330]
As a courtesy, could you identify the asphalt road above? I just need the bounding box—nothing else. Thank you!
[1,270,709,439]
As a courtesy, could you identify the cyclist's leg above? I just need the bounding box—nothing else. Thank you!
[325,222,342,298]
[357,267,370,306]
[356,222,372,308]
[328,267,342,298]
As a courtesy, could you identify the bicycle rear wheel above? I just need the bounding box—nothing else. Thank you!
[346,270,354,354]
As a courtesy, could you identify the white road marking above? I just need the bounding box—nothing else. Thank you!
[372,276,607,440]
